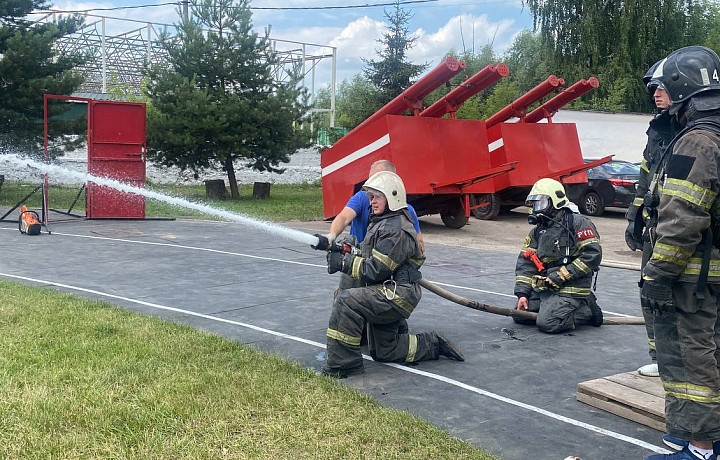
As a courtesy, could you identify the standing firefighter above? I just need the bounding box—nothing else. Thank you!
[514,178,604,333]
[641,46,720,460]
[626,59,678,378]
[321,171,464,378]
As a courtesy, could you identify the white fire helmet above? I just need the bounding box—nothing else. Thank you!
[526,178,569,213]
[363,171,407,211]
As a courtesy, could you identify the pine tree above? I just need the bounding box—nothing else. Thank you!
[0,0,86,155]
[363,0,427,103]
[144,0,310,200]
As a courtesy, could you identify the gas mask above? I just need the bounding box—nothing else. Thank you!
[527,195,553,225]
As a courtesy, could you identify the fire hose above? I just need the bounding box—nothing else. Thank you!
[417,278,645,326]
[319,238,644,325]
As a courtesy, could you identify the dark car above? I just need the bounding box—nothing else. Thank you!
[567,160,640,216]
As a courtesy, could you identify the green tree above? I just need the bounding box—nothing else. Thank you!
[0,0,86,155]
[144,0,310,199]
[363,0,427,103]
[524,0,720,112]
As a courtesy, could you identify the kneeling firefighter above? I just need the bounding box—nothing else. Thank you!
[514,178,604,333]
[320,171,464,378]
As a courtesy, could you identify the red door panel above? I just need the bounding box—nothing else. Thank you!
[87,101,146,219]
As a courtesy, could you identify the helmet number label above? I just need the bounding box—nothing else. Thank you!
[714,68,719,82]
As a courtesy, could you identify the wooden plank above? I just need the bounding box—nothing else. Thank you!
[605,372,665,398]
[577,391,666,432]
[578,378,665,417]
[577,372,666,431]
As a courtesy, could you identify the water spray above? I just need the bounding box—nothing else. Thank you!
[1,154,320,247]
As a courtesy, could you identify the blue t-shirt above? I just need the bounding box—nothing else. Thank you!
[346,190,421,242]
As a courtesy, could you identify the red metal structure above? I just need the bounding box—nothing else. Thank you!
[86,100,146,219]
[320,61,610,228]
[43,95,147,220]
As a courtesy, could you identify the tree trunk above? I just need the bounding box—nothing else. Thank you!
[224,157,240,200]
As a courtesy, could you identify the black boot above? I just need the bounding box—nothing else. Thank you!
[588,294,603,327]
[436,332,464,361]
[321,365,365,379]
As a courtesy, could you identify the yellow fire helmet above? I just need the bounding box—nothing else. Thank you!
[525,178,569,213]
[363,170,407,211]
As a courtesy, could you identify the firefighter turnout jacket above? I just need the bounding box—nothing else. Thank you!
[627,110,676,229]
[643,114,720,284]
[341,208,425,310]
[514,209,602,299]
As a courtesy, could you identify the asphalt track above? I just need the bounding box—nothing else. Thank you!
[0,218,670,460]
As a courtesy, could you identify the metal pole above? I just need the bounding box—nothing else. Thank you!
[183,0,189,22]
[101,17,107,93]
[302,44,306,92]
[310,65,316,133]
[147,23,152,62]
[330,46,336,128]
[43,95,49,224]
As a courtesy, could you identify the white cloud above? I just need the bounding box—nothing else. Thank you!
[411,14,516,65]
[328,16,384,59]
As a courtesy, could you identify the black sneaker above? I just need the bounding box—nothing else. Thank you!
[437,332,464,361]
[321,365,365,379]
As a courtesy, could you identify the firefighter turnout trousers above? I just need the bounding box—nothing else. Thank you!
[640,241,657,362]
[654,282,720,441]
[516,290,596,334]
[326,283,438,371]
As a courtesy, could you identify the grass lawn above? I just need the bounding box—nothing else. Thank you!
[0,181,325,222]
[0,280,498,460]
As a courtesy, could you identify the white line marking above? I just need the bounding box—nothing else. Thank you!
[1,227,633,317]
[0,272,669,455]
[321,134,390,177]
[49,231,324,268]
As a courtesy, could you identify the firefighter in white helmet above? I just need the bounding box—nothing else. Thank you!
[322,171,464,378]
[514,178,604,333]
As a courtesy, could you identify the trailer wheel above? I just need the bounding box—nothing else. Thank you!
[469,193,501,220]
[440,204,469,229]
[580,191,604,216]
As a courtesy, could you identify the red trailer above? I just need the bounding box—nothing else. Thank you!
[320,59,610,228]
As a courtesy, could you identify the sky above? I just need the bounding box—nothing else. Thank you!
[35,0,535,88]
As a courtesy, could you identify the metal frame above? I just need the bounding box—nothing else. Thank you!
[32,12,337,126]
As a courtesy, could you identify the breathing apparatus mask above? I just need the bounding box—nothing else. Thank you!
[526,195,555,225]
[525,178,569,225]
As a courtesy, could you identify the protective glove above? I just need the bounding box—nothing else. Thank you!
[624,221,643,251]
[640,277,674,313]
[546,271,564,290]
[530,275,558,290]
[312,233,335,251]
[327,251,345,274]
